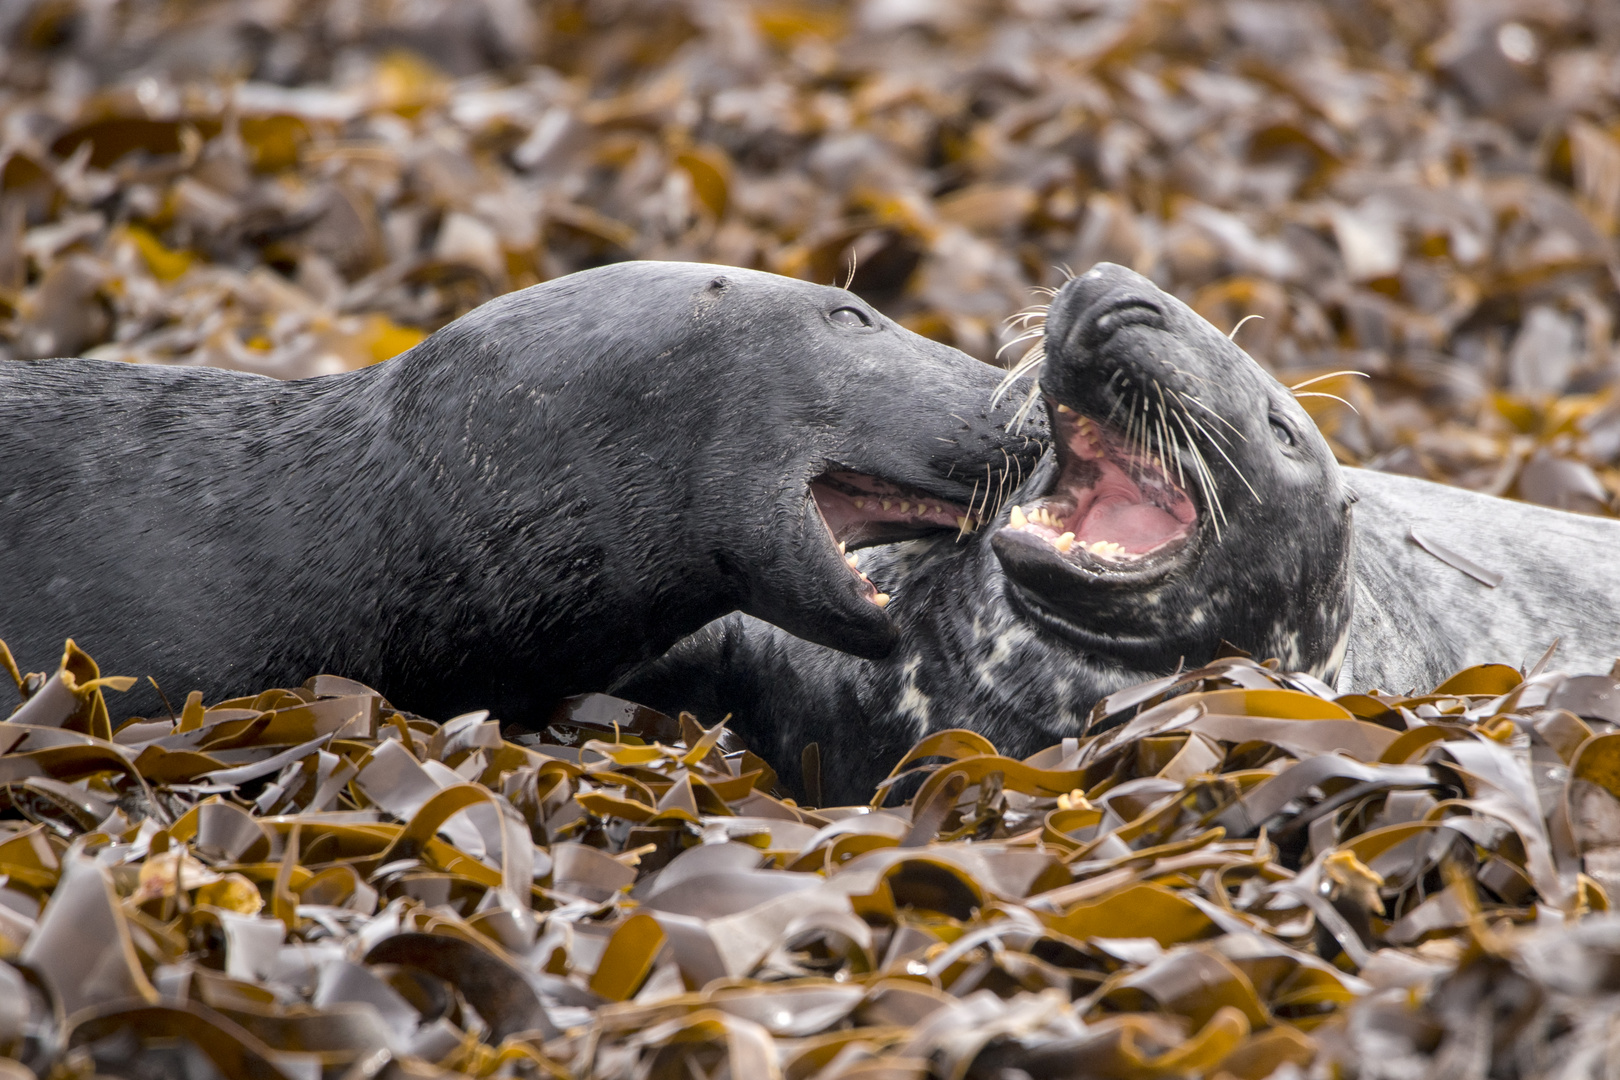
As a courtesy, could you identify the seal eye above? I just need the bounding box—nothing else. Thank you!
[1269,414,1297,448]
[828,306,873,328]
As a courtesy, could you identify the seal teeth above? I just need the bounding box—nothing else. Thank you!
[881,499,892,511]
[1009,504,1027,529]
[1054,532,1075,553]
[845,553,859,568]
[873,592,890,608]
[854,498,866,509]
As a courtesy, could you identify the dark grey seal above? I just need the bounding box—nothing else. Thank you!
[0,261,1040,722]
[619,263,1356,802]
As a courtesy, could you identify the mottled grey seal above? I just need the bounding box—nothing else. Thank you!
[0,261,1041,722]
[1336,468,1620,694]
[619,263,1356,802]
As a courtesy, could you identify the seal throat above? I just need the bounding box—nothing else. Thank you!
[1002,405,1197,570]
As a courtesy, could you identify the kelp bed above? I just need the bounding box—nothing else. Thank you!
[3,0,1620,512]
[6,0,1620,1078]
[4,639,1620,1079]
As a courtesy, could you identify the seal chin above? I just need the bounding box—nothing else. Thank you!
[991,400,1199,604]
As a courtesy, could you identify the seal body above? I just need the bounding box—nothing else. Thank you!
[0,261,1040,722]
[620,264,1355,802]
[1339,468,1620,693]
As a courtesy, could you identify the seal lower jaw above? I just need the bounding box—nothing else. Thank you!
[991,398,1207,660]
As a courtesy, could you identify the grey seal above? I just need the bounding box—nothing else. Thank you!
[0,260,1040,721]
[619,263,1356,802]
[1338,469,1620,694]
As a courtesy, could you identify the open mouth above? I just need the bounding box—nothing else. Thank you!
[810,470,981,606]
[999,403,1197,574]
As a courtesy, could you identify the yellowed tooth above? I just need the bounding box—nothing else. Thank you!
[1009,505,1028,529]
[1055,532,1075,552]
[881,499,892,511]
[873,592,891,608]
[854,498,866,509]
[900,501,911,514]
[837,541,846,554]
[1057,403,1074,414]
[846,554,860,567]
[956,515,970,530]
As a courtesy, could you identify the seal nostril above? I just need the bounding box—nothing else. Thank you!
[1091,301,1165,342]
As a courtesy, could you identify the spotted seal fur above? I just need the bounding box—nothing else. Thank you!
[0,261,1040,721]
[619,263,1356,802]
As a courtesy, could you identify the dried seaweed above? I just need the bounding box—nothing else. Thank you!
[1,638,1619,1078]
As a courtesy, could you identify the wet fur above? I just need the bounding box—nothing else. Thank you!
[0,261,1038,722]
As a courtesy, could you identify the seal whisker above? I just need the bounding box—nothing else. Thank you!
[962,478,981,539]
[1189,411,1263,505]
[1227,313,1264,341]
[1153,382,1186,489]
[1293,391,1360,414]
[1171,387,1244,444]
[1289,370,1369,392]
[1169,406,1227,538]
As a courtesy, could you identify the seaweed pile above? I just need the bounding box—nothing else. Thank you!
[3,639,1620,1078]
[3,0,1620,509]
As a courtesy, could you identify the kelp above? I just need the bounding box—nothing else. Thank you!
[2,639,1620,1077]
[3,0,1620,513]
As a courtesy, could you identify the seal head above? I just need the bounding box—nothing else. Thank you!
[991,263,1353,677]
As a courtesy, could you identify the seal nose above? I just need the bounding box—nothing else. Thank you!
[1041,264,1169,395]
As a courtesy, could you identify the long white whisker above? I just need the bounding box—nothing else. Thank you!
[1169,407,1225,538]
[1170,387,1244,443]
[1293,391,1360,414]
[1289,370,1370,392]
[1193,412,1262,504]
[1228,314,1263,341]
[1154,383,1185,488]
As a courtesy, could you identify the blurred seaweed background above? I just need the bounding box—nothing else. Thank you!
[4,0,1620,510]
[7,3,1620,1080]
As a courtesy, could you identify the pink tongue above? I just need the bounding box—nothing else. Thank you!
[1077,496,1186,552]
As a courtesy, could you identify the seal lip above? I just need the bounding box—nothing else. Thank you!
[998,570,1189,663]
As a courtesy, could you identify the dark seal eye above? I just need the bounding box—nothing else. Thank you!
[1269,414,1297,448]
[828,306,873,328]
